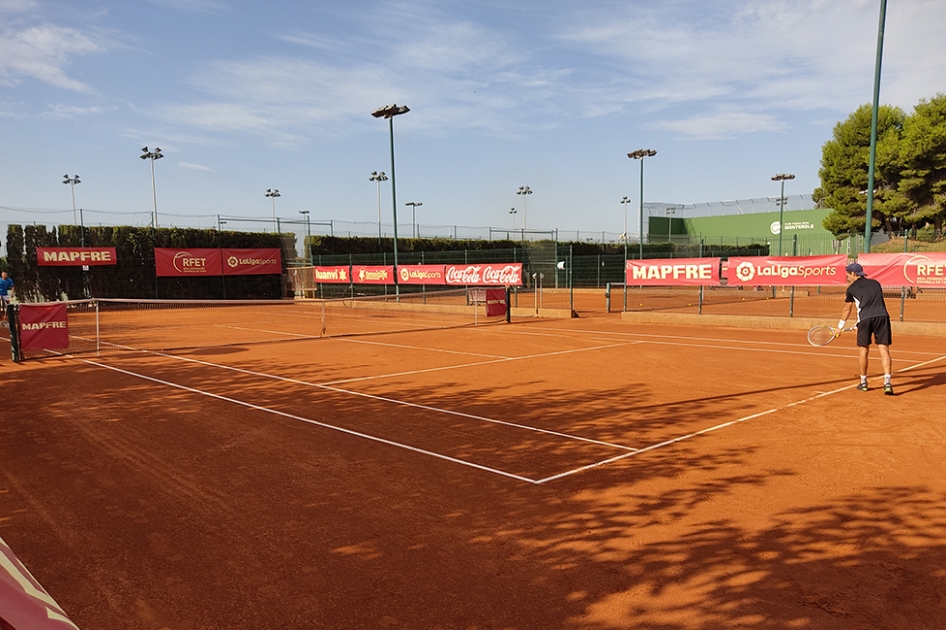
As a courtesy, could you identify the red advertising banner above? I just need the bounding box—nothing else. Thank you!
[725,255,847,286]
[398,265,447,285]
[1,534,80,630]
[221,248,282,276]
[858,252,946,287]
[18,303,69,351]
[313,266,351,283]
[485,288,507,317]
[352,265,396,285]
[155,248,223,277]
[37,247,117,266]
[625,258,720,286]
[444,263,524,286]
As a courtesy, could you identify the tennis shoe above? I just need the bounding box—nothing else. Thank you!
[856,382,869,392]
[883,383,894,396]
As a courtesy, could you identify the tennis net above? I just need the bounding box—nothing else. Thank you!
[10,288,507,361]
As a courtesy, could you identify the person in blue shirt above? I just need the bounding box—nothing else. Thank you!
[838,262,894,395]
[0,270,14,324]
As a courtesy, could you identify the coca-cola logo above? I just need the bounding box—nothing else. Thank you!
[445,264,522,285]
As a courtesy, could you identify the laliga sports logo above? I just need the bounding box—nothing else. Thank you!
[227,256,240,268]
[173,251,207,273]
[769,221,782,235]
[735,261,756,282]
[399,267,410,282]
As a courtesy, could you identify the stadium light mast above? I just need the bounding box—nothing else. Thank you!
[865,0,888,253]
[772,173,795,256]
[140,147,164,227]
[371,103,410,295]
[405,201,423,238]
[299,210,312,265]
[516,186,532,232]
[369,171,388,247]
[620,196,631,260]
[627,149,656,260]
[265,188,281,232]
[63,174,81,225]
[509,207,517,229]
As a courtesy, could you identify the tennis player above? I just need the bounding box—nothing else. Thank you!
[0,270,13,324]
[837,262,894,395]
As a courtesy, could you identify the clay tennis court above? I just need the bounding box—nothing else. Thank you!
[2,311,946,629]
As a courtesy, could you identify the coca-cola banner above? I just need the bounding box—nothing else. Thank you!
[725,255,847,286]
[445,263,523,286]
[625,258,720,286]
[37,247,118,266]
[155,248,223,277]
[858,252,946,287]
[352,265,396,285]
[398,265,447,285]
[18,303,70,352]
[313,266,351,284]
[221,248,282,276]
[485,288,507,317]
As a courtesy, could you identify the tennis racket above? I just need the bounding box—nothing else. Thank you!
[807,325,853,347]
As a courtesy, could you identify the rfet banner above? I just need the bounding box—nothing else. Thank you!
[155,249,281,277]
[445,263,523,286]
[37,247,117,266]
[858,252,946,287]
[725,255,847,286]
[398,265,447,285]
[0,534,80,629]
[313,266,351,283]
[155,248,223,276]
[18,303,69,351]
[625,258,720,286]
[352,265,395,285]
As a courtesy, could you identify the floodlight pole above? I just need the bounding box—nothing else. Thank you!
[517,186,532,233]
[627,149,656,260]
[772,173,795,256]
[620,196,631,261]
[63,174,81,224]
[372,104,410,296]
[299,210,312,265]
[265,188,281,232]
[140,147,164,228]
[865,0,888,253]
[369,171,388,248]
[405,201,423,238]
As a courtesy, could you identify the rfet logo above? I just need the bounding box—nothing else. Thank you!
[173,251,210,273]
[903,255,946,285]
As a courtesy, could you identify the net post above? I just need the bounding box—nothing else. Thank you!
[505,286,511,323]
[8,303,22,363]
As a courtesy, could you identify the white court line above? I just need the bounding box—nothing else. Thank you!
[74,357,540,484]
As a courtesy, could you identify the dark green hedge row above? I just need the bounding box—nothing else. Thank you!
[3,225,292,302]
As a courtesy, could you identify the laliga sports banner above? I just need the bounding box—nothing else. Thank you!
[37,247,117,266]
[625,258,720,286]
[313,266,351,283]
[222,248,281,276]
[445,263,523,286]
[725,255,847,286]
[155,248,281,277]
[398,264,447,285]
[18,303,70,351]
[352,265,395,285]
[857,252,946,287]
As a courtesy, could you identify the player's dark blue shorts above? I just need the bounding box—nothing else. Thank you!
[856,316,892,347]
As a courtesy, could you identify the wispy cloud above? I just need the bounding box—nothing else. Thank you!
[179,161,215,172]
[649,110,788,140]
[0,23,104,92]
[146,0,229,13]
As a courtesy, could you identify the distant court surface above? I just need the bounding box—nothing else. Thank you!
[2,316,946,629]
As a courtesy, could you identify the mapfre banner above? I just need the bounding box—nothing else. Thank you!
[18,303,70,351]
[725,255,847,286]
[398,265,447,285]
[37,247,117,266]
[625,258,720,286]
[155,248,281,277]
[445,263,523,286]
[857,252,946,287]
[221,248,281,276]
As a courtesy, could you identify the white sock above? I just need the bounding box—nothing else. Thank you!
[884,374,891,384]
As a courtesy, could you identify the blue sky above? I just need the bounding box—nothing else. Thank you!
[2,0,945,245]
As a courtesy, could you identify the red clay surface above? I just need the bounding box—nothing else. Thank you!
[2,315,946,629]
